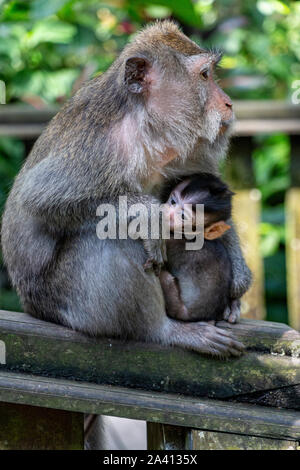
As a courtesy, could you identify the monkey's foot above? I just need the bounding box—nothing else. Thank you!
[223,299,241,324]
[187,322,245,357]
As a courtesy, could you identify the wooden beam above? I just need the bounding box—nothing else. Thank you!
[0,102,299,138]
[190,429,299,450]
[0,371,299,440]
[233,119,300,136]
[0,311,299,404]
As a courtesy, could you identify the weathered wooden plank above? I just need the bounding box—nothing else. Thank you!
[1,101,299,122]
[233,119,300,136]
[0,311,299,402]
[0,402,84,450]
[0,371,299,440]
[232,190,266,320]
[0,311,299,403]
[0,105,59,123]
[0,124,46,138]
[191,430,299,450]
[286,188,300,331]
[233,101,300,120]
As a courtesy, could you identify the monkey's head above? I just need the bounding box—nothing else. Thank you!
[110,21,234,173]
[164,173,234,239]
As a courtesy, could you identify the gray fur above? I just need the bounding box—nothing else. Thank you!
[1,21,249,357]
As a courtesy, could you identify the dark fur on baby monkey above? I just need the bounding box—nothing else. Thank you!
[159,173,241,324]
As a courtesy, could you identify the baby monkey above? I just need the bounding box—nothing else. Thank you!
[159,173,240,324]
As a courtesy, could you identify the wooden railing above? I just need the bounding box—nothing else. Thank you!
[0,311,299,450]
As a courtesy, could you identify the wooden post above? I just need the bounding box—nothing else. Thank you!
[0,402,84,450]
[233,190,265,320]
[286,136,300,330]
[286,188,300,331]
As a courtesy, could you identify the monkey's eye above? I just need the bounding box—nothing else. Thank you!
[200,69,209,81]
[170,197,176,205]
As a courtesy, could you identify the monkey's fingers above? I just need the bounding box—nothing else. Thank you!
[143,239,167,272]
[143,258,155,271]
[187,322,245,357]
[204,325,245,357]
[222,299,241,324]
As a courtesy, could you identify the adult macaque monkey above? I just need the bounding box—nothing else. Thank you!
[1,21,250,357]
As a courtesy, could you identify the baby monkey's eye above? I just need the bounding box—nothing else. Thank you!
[200,69,209,81]
[170,197,176,205]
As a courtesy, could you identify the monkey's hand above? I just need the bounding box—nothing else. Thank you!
[143,239,167,275]
[223,299,241,324]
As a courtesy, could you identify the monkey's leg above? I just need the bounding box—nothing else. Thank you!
[159,270,189,320]
[40,237,244,359]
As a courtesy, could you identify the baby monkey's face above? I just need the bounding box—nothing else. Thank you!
[164,179,204,235]
[164,178,231,240]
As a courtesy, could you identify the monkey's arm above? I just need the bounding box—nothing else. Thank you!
[222,219,252,299]
[18,155,167,265]
[18,156,156,226]
[18,156,105,227]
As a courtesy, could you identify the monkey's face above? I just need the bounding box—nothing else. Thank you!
[164,180,205,234]
[120,22,234,172]
[182,52,234,144]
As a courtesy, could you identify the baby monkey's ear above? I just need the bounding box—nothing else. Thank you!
[204,221,231,240]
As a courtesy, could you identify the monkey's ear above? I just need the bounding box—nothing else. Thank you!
[204,221,231,240]
[125,56,151,94]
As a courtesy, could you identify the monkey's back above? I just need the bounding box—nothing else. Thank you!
[166,238,232,321]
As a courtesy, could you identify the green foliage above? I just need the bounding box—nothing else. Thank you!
[0,137,24,211]
[0,0,299,103]
[252,134,290,258]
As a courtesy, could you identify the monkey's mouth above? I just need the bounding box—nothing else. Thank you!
[219,118,234,135]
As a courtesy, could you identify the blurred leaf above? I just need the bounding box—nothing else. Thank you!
[27,19,77,46]
[30,0,71,19]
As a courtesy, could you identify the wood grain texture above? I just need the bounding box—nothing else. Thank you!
[232,190,266,320]
[0,311,299,405]
[286,188,300,331]
[0,371,299,440]
[191,430,299,450]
